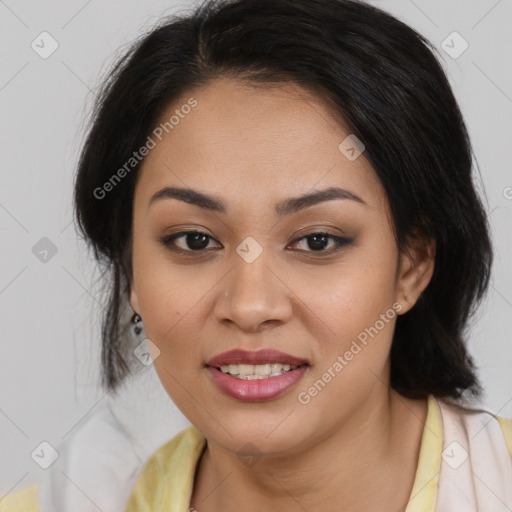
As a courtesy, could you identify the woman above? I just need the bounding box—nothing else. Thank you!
[2,0,511,511]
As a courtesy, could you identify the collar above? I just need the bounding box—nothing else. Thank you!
[174,395,441,512]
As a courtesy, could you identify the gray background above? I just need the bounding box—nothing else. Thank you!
[1,0,511,498]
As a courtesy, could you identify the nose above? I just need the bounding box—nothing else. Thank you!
[213,251,293,333]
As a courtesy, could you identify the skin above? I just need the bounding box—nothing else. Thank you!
[130,77,436,512]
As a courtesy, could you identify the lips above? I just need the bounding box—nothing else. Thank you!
[206,349,308,368]
[206,349,309,402]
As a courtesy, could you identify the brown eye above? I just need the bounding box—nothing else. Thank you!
[290,232,352,255]
[161,231,220,252]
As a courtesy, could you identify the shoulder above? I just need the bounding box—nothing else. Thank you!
[0,483,39,512]
[140,423,206,473]
[437,397,512,459]
[124,424,206,511]
[434,396,512,510]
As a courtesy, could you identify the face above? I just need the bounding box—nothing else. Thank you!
[130,77,433,457]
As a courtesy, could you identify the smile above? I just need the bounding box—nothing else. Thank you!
[206,348,310,401]
[219,363,300,379]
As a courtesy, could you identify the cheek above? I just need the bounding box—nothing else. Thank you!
[131,242,209,356]
[313,254,397,337]
[304,247,399,388]
[132,213,399,364]
[300,266,399,411]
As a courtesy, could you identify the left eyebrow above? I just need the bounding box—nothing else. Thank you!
[274,186,366,217]
[148,185,366,217]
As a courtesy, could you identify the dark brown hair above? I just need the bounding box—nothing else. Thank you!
[74,0,492,400]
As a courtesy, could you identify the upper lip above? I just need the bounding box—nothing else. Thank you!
[207,349,309,368]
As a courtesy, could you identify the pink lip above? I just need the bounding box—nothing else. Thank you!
[207,365,308,402]
[206,349,308,367]
[206,349,309,402]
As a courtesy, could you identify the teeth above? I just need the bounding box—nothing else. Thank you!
[219,363,299,379]
[238,364,254,376]
[254,364,271,375]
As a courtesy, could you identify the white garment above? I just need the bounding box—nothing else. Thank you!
[34,372,512,512]
[37,365,190,512]
[436,399,512,511]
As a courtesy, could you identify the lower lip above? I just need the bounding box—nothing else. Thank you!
[207,365,308,402]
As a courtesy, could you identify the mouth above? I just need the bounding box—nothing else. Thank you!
[215,362,307,380]
[206,349,309,401]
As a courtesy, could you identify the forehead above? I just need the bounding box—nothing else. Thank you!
[135,77,386,213]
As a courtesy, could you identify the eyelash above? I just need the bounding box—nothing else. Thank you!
[160,230,352,257]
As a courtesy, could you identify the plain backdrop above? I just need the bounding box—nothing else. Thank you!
[1,0,511,498]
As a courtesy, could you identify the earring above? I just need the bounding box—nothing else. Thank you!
[131,312,143,337]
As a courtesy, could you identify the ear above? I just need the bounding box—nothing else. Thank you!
[395,233,436,315]
[130,284,140,314]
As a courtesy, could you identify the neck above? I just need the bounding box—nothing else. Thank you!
[191,385,428,512]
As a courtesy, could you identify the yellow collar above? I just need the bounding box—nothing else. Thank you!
[405,395,442,511]
[125,395,442,512]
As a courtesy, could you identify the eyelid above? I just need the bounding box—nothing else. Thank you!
[159,229,352,256]
[160,230,221,251]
